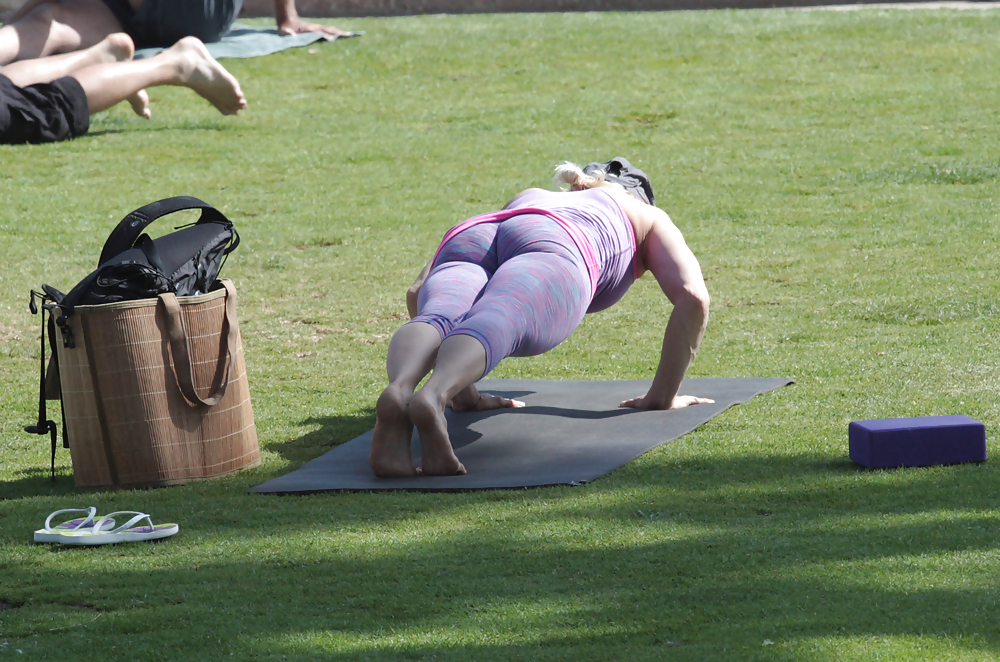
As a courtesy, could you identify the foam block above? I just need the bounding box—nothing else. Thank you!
[849,415,986,468]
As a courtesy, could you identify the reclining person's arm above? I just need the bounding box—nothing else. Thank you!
[620,205,711,410]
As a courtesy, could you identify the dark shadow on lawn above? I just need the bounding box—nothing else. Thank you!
[4,457,1000,660]
[0,466,77,501]
[85,123,234,138]
[0,409,375,500]
[3,452,1000,657]
[263,409,376,466]
[0,408,376,499]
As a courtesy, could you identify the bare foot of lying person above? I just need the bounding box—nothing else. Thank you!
[370,384,417,478]
[127,89,150,118]
[409,389,466,476]
[170,37,247,115]
[98,33,136,64]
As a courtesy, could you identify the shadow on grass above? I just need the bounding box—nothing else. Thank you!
[263,409,376,466]
[2,452,999,658]
[84,122,234,138]
[0,409,374,500]
[0,466,77,501]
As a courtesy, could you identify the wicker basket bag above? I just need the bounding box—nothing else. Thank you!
[55,279,259,487]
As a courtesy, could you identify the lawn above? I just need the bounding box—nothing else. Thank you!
[2,6,1000,660]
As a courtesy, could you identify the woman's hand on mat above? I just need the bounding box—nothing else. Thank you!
[619,394,715,410]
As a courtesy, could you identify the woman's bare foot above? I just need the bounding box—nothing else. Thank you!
[75,33,135,68]
[168,37,247,115]
[127,89,150,118]
[370,384,417,478]
[409,390,466,476]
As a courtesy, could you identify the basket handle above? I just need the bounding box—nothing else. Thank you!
[159,280,239,407]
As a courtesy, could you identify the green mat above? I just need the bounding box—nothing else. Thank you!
[134,22,363,60]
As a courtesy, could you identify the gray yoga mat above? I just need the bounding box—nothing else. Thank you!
[134,23,362,60]
[251,377,793,494]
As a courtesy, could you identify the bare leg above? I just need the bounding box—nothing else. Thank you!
[1,32,133,86]
[0,0,122,65]
[409,334,489,476]
[369,322,442,478]
[70,37,247,116]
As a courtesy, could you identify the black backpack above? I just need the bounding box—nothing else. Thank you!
[26,196,240,477]
[48,196,240,348]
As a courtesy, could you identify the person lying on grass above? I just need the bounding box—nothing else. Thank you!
[0,32,246,144]
[370,158,714,478]
[0,0,350,66]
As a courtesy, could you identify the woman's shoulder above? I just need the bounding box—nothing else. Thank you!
[609,189,673,247]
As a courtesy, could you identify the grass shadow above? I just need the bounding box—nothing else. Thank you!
[84,123,235,138]
[3,451,1000,658]
[263,410,376,466]
[0,466,79,501]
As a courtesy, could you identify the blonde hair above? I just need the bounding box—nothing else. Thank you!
[553,161,606,191]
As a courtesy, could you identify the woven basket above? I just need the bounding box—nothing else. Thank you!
[54,279,260,487]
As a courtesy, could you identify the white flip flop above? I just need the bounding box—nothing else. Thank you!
[58,511,178,546]
[33,507,117,543]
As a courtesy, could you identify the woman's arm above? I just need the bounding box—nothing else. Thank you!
[406,259,432,319]
[618,201,712,410]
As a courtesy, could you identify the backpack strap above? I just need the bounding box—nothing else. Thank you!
[98,196,232,266]
[25,290,58,481]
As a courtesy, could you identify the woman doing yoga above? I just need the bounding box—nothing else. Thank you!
[370,158,713,478]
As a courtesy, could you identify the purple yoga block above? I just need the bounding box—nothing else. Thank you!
[849,415,987,468]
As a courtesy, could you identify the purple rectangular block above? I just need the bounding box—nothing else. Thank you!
[849,415,987,468]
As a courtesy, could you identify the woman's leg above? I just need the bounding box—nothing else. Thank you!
[1,32,132,87]
[410,215,592,475]
[0,0,123,65]
[70,36,245,116]
[369,322,444,478]
[370,262,492,477]
[370,224,498,477]
[407,334,488,475]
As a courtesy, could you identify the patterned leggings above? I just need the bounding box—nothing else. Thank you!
[411,214,592,377]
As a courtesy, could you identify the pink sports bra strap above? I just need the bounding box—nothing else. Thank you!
[431,207,600,299]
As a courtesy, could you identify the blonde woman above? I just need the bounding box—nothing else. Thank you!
[371,158,713,478]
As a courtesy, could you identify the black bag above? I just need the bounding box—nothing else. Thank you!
[49,196,239,348]
[26,196,240,478]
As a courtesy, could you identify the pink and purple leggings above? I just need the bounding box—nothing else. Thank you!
[411,213,592,377]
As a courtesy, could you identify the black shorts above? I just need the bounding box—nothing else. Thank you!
[0,75,89,145]
[100,0,243,49]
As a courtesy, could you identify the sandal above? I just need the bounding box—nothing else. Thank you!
[58,511,178,546]
[33,507,117,543]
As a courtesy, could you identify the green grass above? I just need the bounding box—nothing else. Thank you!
[3,7,1000,660]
